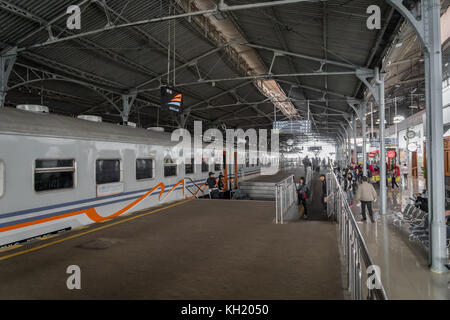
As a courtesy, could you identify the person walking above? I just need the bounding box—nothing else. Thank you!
[401,163,408,186]
[344,172,354,206]
[391,167,399,189]
[355,176,378,223]
[320,174,327,212]
[296,177,310,220]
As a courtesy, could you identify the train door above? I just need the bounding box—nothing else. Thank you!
[223,151,228,191]
[234,152,238,188]
[445,151,450,176]
[411,151,418,178]
[444,138,450,176]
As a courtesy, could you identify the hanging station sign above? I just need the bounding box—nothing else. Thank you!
[370,138,380,148]
[273,120,312,134]
[160,86,183,113]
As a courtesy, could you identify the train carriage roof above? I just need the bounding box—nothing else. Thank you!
[0,107,176,146]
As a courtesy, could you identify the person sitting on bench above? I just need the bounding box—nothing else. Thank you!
[206,172,219,199]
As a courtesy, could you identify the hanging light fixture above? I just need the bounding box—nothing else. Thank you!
[393,115,405,123]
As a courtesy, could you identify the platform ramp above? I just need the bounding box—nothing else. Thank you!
[238,170,303,200]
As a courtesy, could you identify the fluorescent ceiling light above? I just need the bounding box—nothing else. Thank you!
[393,115,405,123]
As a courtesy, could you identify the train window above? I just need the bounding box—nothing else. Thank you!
[0,161,4,197]
[214,163,222,171]
[35,159,75,192]
[96,159,121,184]
[185,157,195,175]
[202,156,209,172]
[164,155,177,177]
[136,159,154,180]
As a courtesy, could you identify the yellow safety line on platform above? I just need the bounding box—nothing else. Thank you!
[0,199,192,262]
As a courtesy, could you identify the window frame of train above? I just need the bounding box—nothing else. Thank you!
[0,160,4,198]
[214,162,222,171]
[34,159,76,193]
[96,159,124,197]
[136,158,155,181]
[201,156,209,173]
[164,155,178,177]
[185,157,195,175]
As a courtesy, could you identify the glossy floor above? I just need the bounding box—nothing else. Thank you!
[350,176,449,300]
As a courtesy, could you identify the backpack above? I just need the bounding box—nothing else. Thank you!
[305,186,311,198]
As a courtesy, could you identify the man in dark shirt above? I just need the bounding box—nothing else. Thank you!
[218,174,226,199]
[320,174,327,212]
[206,172,219,199]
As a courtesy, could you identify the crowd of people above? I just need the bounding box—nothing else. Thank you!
[205,172,227,199]
[334,163,378,222]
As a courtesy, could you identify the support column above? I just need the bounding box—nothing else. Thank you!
[0,50,17,108]
[375,69,387,216]
[345,126,350,165]
[121,92,137,124]
[424,0,446,273]
[352,114,357,164]
[362,102,367,176]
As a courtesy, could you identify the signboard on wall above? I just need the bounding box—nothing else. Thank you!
[387,150,396,158]
[385,137,398,148]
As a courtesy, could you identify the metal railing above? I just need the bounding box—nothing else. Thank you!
[305,166,312,187]
[184,177,207,199]
[327,168,388,300]
[275,175,296,224]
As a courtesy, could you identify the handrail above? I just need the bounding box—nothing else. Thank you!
[274,174,296,224]
[327,166,388,300]
[184,177,205,199]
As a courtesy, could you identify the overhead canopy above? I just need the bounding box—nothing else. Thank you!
[0,0,403,137]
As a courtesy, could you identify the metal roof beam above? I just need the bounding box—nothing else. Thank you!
[18,0,320,52]
[174,71,357,87]
[244,43,362,70]
[184,80,254,113]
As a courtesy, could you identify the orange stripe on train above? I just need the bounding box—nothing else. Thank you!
[0,180,192,233]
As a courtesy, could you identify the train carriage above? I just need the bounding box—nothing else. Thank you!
[0,107,264,246]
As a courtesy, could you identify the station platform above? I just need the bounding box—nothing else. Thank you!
[0,197,343,299]
[349,177,450,299]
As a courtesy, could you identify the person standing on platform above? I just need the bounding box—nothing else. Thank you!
[344,172,354,206]
[296,177,309,220]
[401,163,408,186]
[355,176,377,223]
[320,174,327,212]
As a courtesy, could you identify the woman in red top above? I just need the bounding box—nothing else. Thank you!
[391,167,399,189]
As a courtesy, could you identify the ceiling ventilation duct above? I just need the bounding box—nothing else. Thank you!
[177,0,299,119]
[147,127,165,132]
[16,104,49,113]
[77,115,103,122]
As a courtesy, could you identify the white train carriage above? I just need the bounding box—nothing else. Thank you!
[0,106,263,246]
